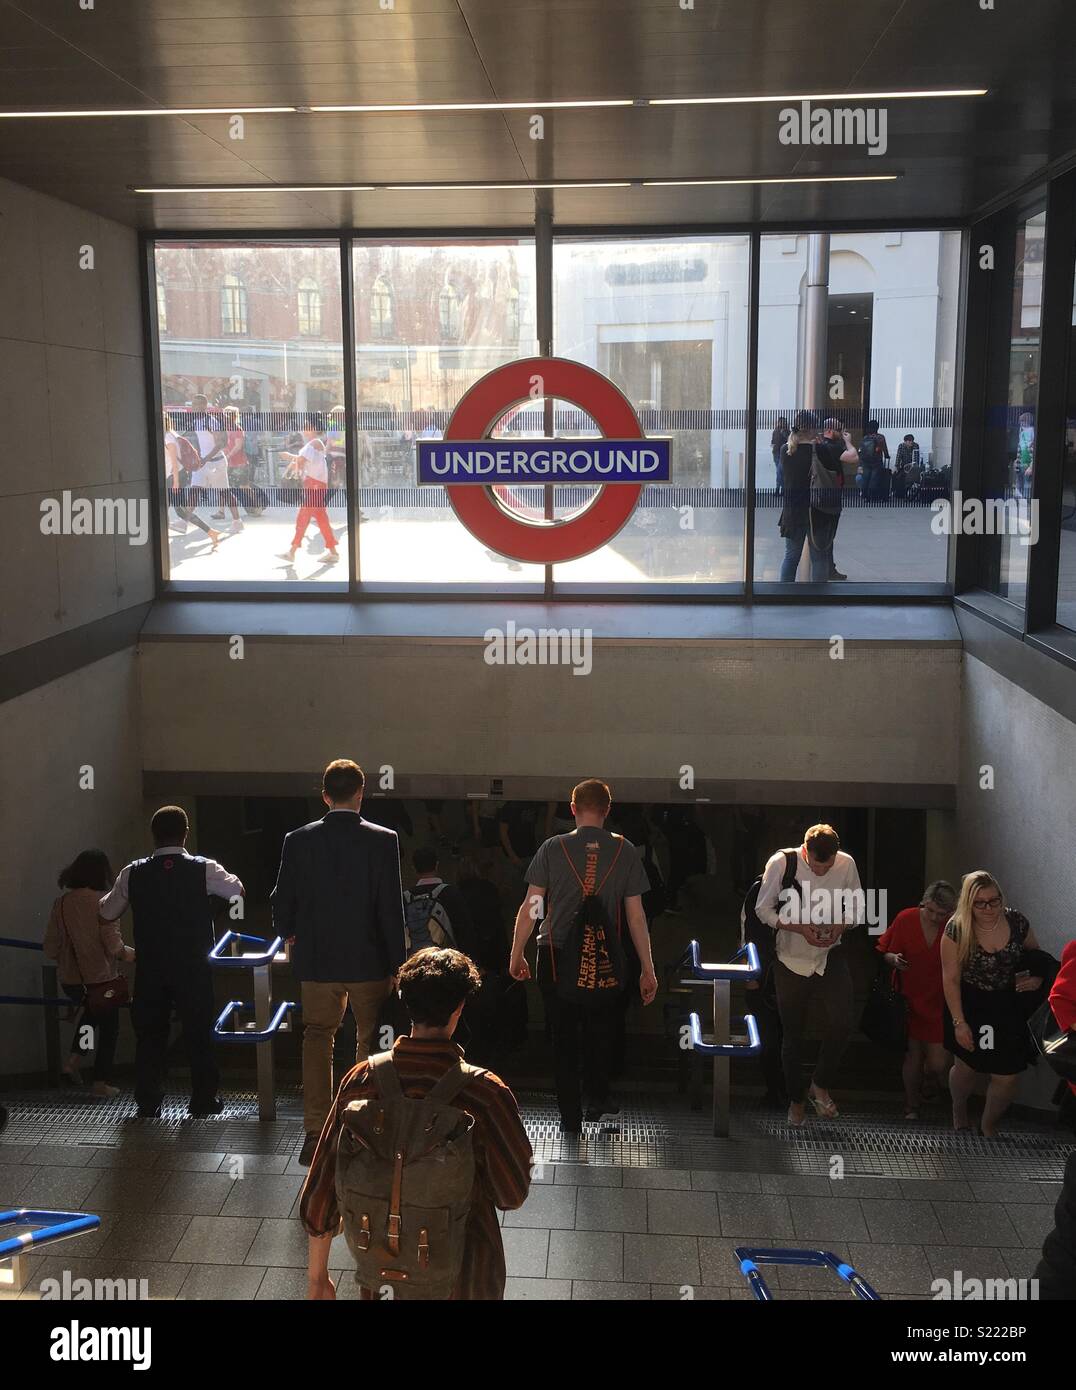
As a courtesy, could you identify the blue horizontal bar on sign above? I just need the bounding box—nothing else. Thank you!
[417,438,672,485]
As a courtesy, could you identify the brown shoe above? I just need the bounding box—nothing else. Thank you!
[298,1132,319,1167]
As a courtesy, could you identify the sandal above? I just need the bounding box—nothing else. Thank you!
[808,1088,839,1119]
[904,1109,920,1121]
[786,1104,808,1128]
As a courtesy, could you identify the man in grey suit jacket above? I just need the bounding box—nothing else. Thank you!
[272,759,406,1163]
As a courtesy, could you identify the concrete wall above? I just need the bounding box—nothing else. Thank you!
[138,637,962,789]
[0,650,144,1076]
[958,655,1076,959]
[958,654,1076,1107]
[0,175,150,1076]
[0,175,153,656]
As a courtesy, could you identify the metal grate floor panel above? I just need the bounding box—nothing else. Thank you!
[1,1087,1070,1181]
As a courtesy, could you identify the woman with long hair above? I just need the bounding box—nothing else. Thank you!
[940,870,1044,1137]
[43,850,135,1097]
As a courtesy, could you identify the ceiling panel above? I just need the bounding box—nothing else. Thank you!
[0,0,1074,230]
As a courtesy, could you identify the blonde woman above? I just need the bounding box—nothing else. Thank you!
[940,871,1043,1137]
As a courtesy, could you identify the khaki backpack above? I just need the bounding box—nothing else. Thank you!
[336,1051,485,1299]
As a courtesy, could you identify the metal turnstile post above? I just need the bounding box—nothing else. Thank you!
[253,963,275,1122]
[712,977,731,1138]
[42,962,61,1088]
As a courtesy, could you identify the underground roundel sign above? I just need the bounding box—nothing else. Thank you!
[416,357,671,564]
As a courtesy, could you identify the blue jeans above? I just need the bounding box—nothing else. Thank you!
[773,449,784,495]
[780,522,808,582]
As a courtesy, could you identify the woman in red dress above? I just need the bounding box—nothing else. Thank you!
[876,880,957,1118]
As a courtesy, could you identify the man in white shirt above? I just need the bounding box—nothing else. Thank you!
[755,823,862,1127]
[100,805,244,1118]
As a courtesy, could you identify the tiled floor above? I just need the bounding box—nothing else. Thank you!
[1,1141,1057,1301]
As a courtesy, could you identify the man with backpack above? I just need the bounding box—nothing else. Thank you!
[857,418,891,504]
[272,759,407,1166]
[403,846,471,955]
[740,848,800,1106]
[507,779,658,1135]
[754,824,863,1127]
[300,947,532,1301]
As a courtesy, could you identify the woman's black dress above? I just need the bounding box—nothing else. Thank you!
[943,909,1031,1075]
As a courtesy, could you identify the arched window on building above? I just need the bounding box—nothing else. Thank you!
[156,278,168,334]
[370,274,395,339]
[298,277,322,337]
[439,283,462,341]
[221,274,248,335]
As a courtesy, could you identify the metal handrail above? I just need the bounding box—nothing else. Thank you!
[678,940,761,981]
[0,1210,101,1259]
[733,1247,881,1302]
[209,931,285,969]
[213,999,295,1042]
[0,937,43,951]
[688,1011,761,1056]
[0,996,81,1007]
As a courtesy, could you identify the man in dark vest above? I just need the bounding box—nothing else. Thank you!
[271,759,407,1165]
[100,805,244,1117]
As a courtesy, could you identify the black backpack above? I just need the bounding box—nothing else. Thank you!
[547,835,627,1005]
[858,434,879,468]
[741,850,798,995]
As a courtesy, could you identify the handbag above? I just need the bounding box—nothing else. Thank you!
[809,445,843,516]
[1027,998,1076,1084]
[59,897,129,1015]
[860,960,908,1052]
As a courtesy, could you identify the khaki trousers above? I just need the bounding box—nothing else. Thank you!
[301,977,393,1133]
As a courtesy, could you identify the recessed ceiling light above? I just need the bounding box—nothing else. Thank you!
[313,100,635,113]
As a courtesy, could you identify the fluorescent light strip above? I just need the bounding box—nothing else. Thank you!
[133,185,377,193]
[384,181,632,191]
[650,88,987,104]
[314,99,635,112]
[0,106,295,118]
[133,174,898,194]
[643,174,899,186]
[0,88,987,120]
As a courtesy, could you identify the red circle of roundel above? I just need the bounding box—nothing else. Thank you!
[442,357,645,565]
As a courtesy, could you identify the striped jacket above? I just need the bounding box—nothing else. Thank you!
[299,1035,533,1300]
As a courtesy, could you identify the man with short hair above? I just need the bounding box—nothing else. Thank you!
[301,947,532,1300]
[99,804,244,1118]
[755,822,863,1126]
[508,779,659,1134]
[272,759,406,1165]
[404,846,474,957]
[811,420,859,581]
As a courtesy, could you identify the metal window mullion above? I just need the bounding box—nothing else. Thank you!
[340,237,360,590]
[744,229,761,598]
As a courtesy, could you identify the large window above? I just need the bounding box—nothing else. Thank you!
[978,206,1046,608]
[154,242,346,586]
[352,239,539,586]
[1057,257,1076,631]
[552,235,750,586]
[754,230,960,587]
[147,228,975,596]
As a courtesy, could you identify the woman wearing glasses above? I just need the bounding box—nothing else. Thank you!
[940,871,1044,1137]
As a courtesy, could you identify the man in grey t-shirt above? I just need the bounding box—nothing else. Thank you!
[509,779,658,1134]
